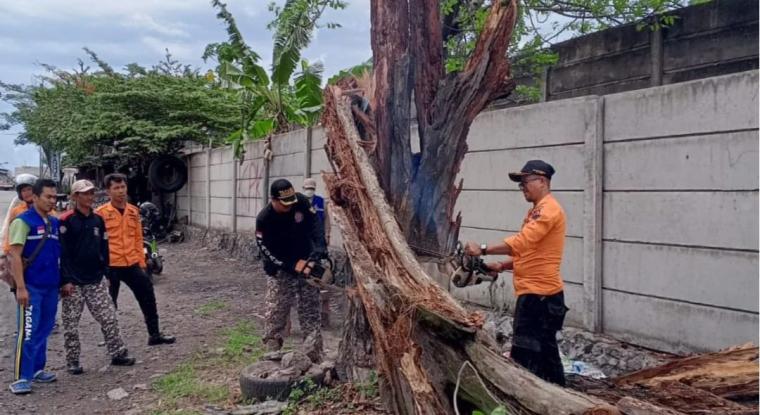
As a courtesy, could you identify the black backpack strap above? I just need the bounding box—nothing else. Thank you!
[23,222,50,267]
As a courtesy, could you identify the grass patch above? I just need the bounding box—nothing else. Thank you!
[152,362,229,407]
[151,320,265,413]
[219,321,265,364]
[194,299,227,316]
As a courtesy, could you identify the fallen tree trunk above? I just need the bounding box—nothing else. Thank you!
[321,84,634,415]
[615,343,759,402]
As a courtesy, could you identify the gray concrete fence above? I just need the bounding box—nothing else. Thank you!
[177,70,759,354]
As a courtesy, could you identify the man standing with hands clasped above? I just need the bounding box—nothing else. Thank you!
[95,173,175,346]
[59,180,136,375]
[464,160,569,386]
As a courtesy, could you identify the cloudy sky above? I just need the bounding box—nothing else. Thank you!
[0,0,372,171]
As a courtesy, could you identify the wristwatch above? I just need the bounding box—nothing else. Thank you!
[480,243,488,256]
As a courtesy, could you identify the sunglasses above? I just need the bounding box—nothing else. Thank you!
[518,176,544,189]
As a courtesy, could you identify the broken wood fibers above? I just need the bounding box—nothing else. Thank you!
[320,85,625,415]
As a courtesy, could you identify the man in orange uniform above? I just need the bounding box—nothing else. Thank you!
[3,175,38,257]
[95,173,175,346]
[465,160,568,386]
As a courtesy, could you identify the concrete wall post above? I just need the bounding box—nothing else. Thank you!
[582,97,605,333]
[206,144,212,229]
[187,155,192,225]
[231,157,238,233]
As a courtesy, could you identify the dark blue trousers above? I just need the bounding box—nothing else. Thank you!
[14,284,58,381]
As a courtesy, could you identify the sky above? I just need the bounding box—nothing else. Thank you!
[0,0,372,172]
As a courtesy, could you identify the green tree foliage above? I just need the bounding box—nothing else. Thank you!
[440,0,695,102]
[0,51,239,169]
[203,0,345,158]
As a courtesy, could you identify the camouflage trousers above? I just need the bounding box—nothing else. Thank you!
[263,272,322,360]
[62,279,127,365]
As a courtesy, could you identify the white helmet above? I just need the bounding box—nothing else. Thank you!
[15,173,38,196]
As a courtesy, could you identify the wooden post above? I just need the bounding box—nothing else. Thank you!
[582,97,605,333]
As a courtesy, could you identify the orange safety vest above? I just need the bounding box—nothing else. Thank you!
[3,204,60,254]
[95,202,146,268]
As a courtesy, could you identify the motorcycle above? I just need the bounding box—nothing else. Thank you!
[139,202,164,280]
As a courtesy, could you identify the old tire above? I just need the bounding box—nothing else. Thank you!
[239,361,327,402]
[148,156,187,193]
[152,257,163,275]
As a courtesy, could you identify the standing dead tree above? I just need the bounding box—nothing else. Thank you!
[368,0,519,257]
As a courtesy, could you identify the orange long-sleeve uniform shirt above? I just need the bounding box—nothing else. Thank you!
[504,193,566,297]
[95,202,146,268]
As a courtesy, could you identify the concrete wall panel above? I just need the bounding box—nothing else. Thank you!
[271,129,306,155]
[310,149,331,175]
[467,97,598,151]
[270,153,305,177]
[209,180,233,198]
[602,289,759,353]
[237,178,266,200]
[605,71,759,141]
[238,158,266,180]
[209,163,233,181]
[243,140,267,160]
[605,131,759,190]
[210,213,232,229]
[311,127,327,150]
[210,197,231,215]
[190,166,206,182]
[603,241,759,312]
[236,197,263,218]
[460,145,585,190]
[604,191,758,250]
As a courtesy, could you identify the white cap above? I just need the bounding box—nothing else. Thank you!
[302,178,317,190]
[71,179,96,194]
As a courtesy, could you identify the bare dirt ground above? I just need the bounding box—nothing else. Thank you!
[0,238,351,415]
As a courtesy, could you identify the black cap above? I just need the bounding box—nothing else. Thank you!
[270,179,298,205]
[508,160,556,182]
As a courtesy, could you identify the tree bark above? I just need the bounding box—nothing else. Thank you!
[370,0,413,227]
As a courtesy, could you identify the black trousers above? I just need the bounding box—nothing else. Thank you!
[108,265,161,337]
[510,291,568,386]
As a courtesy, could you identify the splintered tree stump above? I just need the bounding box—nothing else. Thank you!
[320,85,626,415]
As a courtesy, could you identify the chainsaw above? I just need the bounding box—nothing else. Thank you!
[449,241,497,288]
[295,255,335,289]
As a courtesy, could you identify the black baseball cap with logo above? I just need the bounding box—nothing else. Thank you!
[270,179,298,205]
[508,160,556,182]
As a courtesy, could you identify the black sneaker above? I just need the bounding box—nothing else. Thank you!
[111,355,136,366]
[148,333,176,346]
[67,363,84,375]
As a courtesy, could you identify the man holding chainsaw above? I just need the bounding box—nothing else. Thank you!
[256,179,327,363]
[465,160,568,386]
